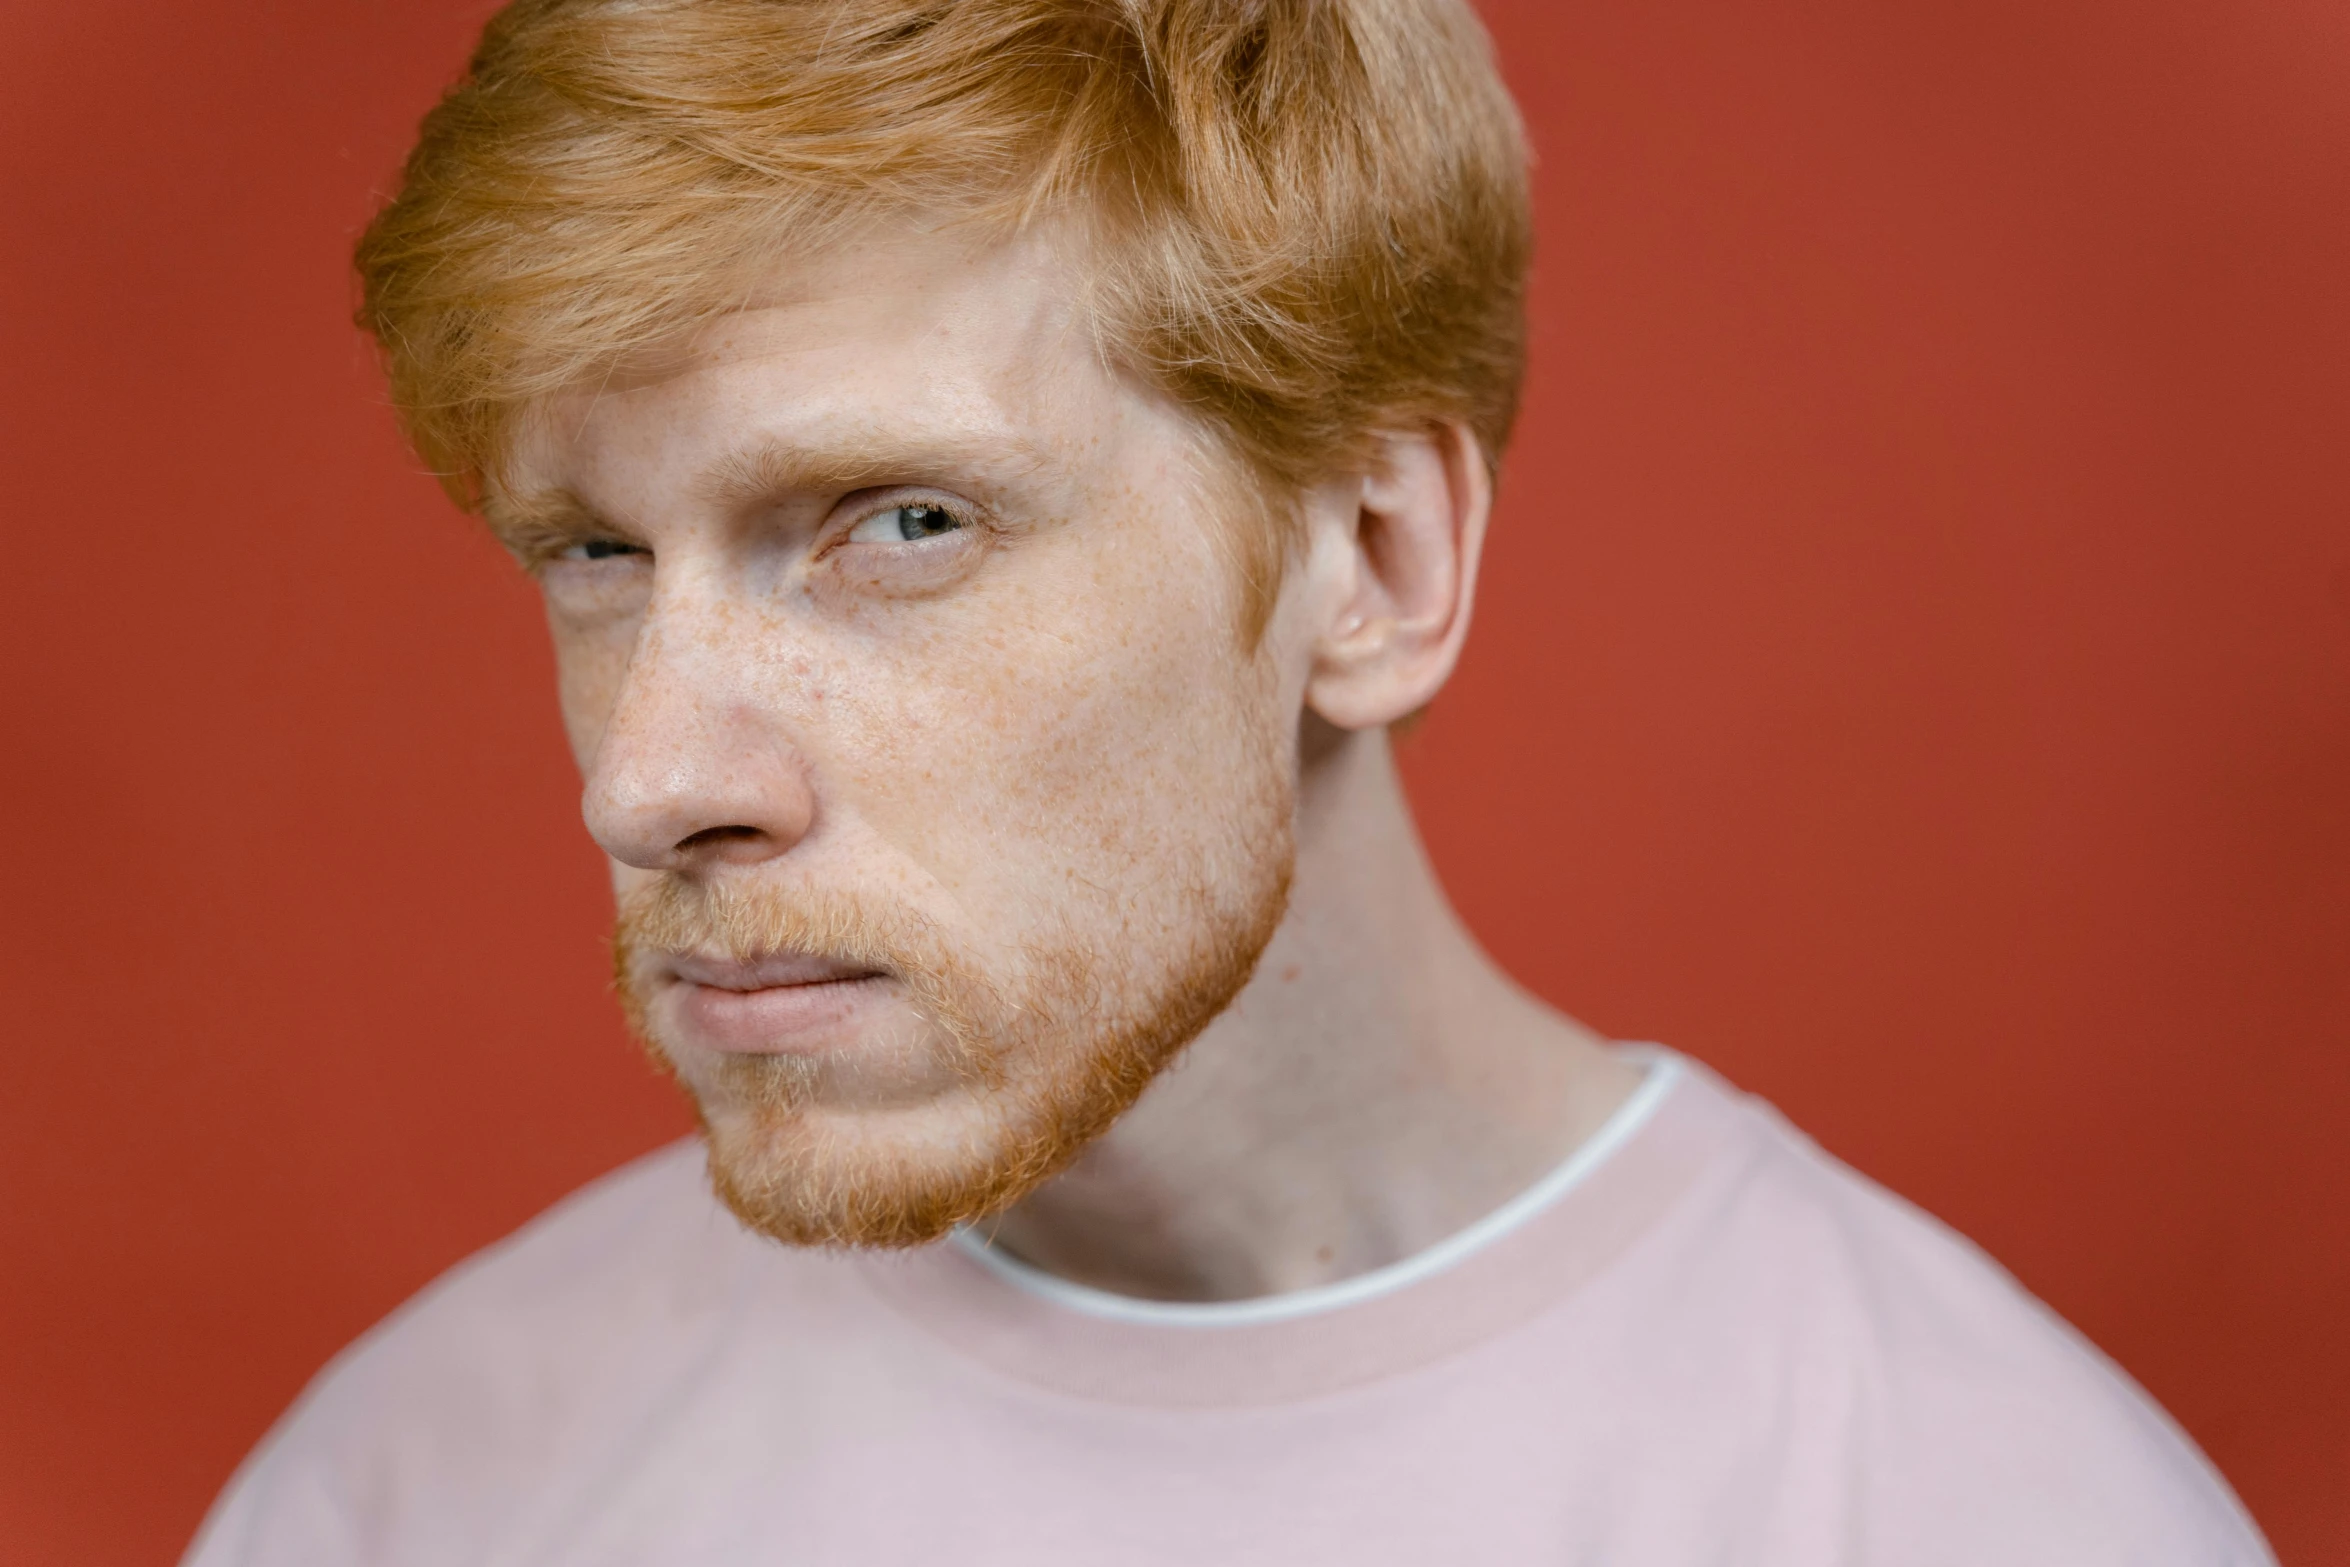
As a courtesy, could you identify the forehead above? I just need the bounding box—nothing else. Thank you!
[502,221,1145,509]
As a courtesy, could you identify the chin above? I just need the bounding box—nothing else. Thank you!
[695,1088,1066,1250]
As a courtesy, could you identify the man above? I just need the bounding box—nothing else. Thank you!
[188,0,2272,1561]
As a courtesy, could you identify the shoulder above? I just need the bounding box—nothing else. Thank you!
[1645,1061,2274,1565]
[182,1139,835,1565]
[286,1138,740,1418]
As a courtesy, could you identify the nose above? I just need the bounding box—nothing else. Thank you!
[581,610,817,873]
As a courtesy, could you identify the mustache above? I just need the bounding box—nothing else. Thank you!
[619,875,945,969]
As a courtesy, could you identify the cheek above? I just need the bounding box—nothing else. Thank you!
[820,517,1279,918]
[547,615,637,771]
[537,559,657,769]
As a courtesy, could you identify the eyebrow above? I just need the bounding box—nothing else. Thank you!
[694,429,1056,510]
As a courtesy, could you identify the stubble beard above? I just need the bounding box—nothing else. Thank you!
[612,785,1294,1250]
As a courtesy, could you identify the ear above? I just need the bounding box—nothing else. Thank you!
[1303,421,1491,730]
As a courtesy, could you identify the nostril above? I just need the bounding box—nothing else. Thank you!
[675,824,767,855]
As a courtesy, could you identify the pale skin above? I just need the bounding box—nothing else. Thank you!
[500,221,1640,1302]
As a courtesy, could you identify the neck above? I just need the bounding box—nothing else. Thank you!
[984,723,1642,1302]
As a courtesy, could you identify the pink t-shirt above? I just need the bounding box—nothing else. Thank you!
[184,1051,2273,1564]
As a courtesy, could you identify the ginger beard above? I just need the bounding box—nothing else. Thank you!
[612,782,1295,1250]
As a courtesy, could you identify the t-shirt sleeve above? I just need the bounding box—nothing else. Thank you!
[1766,1133,2278,1565]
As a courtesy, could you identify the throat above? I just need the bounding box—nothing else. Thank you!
[971,726,1643,1304]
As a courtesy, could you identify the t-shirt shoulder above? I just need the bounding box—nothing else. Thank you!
[1676,1078,2274,1565]
[297,1137,740,1402]
[181,1139,799,1566]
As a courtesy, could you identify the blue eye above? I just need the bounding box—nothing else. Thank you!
[849,503,965,543]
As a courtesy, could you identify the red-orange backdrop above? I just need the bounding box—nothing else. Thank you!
[4,1,2345,1561]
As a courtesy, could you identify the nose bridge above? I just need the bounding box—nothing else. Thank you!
[583,573,814,871]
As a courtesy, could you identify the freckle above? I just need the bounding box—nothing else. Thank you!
[1315,1245,1334,1264]
[1280,964,1300,982]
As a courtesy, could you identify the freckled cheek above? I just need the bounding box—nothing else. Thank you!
[814,607,1258,903]
[808,633,1098,834]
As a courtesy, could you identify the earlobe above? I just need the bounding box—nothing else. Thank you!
[1304,422,1490,731]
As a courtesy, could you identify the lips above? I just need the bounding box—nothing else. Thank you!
[660,951,890,1055]
[667,950,881,991]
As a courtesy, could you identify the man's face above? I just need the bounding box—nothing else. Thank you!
[499,225,1299,1246]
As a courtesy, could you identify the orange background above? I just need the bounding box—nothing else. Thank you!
[3,1,2345,1561]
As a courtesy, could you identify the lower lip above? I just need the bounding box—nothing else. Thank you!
[672,976,888,1055]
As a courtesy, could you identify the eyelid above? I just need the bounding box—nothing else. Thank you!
[561,538,650,562]
[520,541,629,573]
[499,519,646,572]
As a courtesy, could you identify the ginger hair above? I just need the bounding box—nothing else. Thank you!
[355,0,1533,607]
